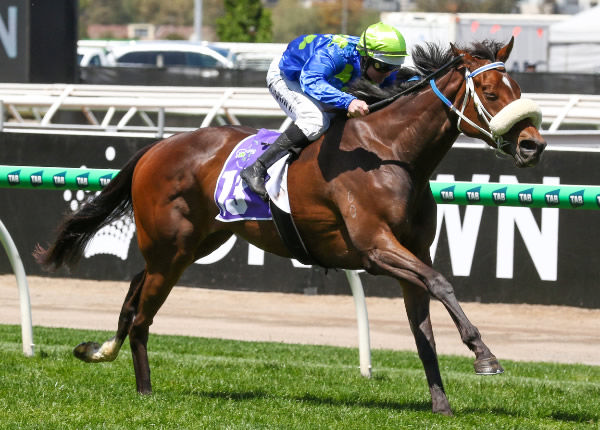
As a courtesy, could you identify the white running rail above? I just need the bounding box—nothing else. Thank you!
[1,84,599,137]
[0,218,34,357]
[0,84,286,137]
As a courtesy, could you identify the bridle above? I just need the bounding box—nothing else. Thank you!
[366,54,542,156]
[430,61,511,153]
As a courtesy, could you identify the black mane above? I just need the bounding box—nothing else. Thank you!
[348,39,505,104]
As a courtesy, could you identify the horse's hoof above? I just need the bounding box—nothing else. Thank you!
[73,341,100,362]
[474,356,504,375]
[430,385,452,416]
[433,407,453,416]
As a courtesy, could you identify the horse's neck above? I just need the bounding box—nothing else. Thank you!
[383,71,464,183]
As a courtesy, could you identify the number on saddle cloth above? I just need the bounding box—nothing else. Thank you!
[214,128,281,222]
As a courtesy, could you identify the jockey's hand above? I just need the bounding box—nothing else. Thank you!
[347,99,369,118]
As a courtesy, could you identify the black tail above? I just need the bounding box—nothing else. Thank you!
[34,142,157,271]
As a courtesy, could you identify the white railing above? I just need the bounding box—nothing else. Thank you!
[1,83,599,137]
[527,93,600,131]
[0,84,287,137]
[0,219,34,357]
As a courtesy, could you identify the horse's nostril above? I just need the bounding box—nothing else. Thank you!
[519,139,538,153]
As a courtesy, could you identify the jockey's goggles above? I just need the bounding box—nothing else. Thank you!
[372,59,402,73]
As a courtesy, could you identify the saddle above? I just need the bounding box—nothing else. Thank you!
[214,129,319,266]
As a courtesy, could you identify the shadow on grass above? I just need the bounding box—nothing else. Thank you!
[460,406,599,424]
[549,411,599,424]
[186,389,600,423]
[186,388,433,414]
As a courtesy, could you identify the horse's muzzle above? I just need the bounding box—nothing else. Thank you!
[515,137,547,167]
[490,98,546,167]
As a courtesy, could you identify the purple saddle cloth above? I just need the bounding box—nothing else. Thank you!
[214,128,281,222]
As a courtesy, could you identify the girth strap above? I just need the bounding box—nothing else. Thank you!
[268,200,321,267]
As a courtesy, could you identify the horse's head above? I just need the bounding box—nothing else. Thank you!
[449,37,546,167]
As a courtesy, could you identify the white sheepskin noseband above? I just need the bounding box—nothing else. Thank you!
[489,98,542,136]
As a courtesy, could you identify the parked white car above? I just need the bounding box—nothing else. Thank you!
[77,46,111,67]
[105,41,237,69]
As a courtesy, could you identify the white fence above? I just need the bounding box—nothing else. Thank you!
[0,84,288,137]
[1,83,599,138]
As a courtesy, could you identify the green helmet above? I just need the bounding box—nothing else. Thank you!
[358,22,408,66]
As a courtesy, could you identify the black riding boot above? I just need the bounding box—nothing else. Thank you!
[241,124,310,201]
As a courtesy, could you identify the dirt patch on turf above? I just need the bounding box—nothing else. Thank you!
[1,275,599,366]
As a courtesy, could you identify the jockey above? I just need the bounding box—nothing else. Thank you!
[240,22,409,200]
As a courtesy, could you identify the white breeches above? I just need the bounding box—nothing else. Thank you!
[266,56,336,141]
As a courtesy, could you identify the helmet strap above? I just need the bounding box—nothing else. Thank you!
[360,56,372,76]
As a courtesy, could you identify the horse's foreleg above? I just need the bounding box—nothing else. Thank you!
[419,252,502,376]
[73,270,146,363]
[401,282,452,416]
[420,270,503,374]
[367,245,503,375]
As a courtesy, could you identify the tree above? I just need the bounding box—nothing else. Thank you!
[129,0,197,26]
[78,0,134,38]
[216,0,272,42]
[79,0,133,25]
[79,0,226,39]
[270,0,320,42]
[271,0,379,43]
[313,0,379,36]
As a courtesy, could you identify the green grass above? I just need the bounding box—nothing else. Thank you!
[1,324,599,429]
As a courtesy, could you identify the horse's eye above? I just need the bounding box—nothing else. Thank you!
[484,92,498,101]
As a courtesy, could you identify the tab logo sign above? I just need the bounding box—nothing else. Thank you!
[466,186,480,202]
[30,170,43,186]
[99,173,113,188]
[545,189,560,206]
[518,188,533,205]
[7,169,20,185]
[440,185,455,202]
[569,190,584,208]
[53,171,67,187]
[492,187,507,204]
[76,172,89,188]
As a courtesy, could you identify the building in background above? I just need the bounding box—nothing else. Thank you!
[381,11,566,71]
[264,0,596,13]
[547,5,600,72]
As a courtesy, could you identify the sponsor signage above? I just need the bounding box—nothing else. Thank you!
[7,169,20,185]
[53,172,66,187]
[440,185,455,202]
[466,186,480,202]
[492,187,507,204]
[0,166,116,190]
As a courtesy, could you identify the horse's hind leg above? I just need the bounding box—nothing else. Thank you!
[73,270,146,362]
[401,282,452,416]
[126,229,235,393]
[128,259,193,394]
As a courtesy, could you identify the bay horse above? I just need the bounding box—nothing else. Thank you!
[35,37,546,415]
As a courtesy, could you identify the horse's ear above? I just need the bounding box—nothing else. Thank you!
[451,42,471,67]
[450,42,460,56]
[496,36,514,62]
